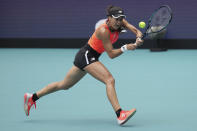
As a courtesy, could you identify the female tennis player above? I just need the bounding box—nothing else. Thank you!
[24,5,143,125]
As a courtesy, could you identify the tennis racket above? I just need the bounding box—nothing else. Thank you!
[141,5,173,40]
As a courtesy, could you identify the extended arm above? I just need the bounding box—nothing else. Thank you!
[96,27,137,59]
[122,19,143,38]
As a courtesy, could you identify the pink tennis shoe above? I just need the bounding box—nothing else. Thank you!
[117,108,136,125]
[24,93,36,116]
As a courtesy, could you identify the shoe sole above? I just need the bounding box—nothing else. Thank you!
[120,110,136,125]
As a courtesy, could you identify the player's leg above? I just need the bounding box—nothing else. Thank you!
[84,61,136,125]
[24,65,86,116]
[36,65,86,98]
[84,61,120,111]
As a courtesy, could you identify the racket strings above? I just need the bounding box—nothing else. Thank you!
[149,7,172,33]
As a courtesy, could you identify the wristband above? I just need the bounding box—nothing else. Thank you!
[121,44,128,52]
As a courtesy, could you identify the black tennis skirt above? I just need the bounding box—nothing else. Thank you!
[73,44,101,71]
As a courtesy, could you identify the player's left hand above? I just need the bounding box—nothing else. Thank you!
[135,37,144,46]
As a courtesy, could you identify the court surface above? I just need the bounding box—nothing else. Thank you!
[0,48,197,131]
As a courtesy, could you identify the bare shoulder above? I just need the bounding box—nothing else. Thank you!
[96,26,110,40]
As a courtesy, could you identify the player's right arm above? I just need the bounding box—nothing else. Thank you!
[96,27,137,59]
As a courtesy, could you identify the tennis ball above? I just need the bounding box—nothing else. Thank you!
[139,21,146,29]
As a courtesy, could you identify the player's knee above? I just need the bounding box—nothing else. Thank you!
[105,76,115,85]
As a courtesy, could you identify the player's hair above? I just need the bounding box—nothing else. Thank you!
[106,5,114,13]
[106,5,123,16]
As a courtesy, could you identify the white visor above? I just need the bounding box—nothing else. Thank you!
[112,14,126,19]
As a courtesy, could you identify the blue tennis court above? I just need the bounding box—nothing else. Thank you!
[0,48,197,131]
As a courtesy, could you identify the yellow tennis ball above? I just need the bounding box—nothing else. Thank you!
[139,21,146,29]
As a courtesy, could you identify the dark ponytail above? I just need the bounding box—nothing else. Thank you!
[106,5,114,16]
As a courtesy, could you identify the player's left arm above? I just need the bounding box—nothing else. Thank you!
[122,19,143,45]
[122,19,143,38]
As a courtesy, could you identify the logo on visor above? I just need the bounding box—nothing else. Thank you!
[118,10,122,13]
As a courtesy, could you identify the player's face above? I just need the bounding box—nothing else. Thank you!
[109,16,124,30]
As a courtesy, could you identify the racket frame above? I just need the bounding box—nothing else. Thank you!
[142,5,173,39]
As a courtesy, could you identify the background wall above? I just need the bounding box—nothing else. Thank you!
[0,0,197,39]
